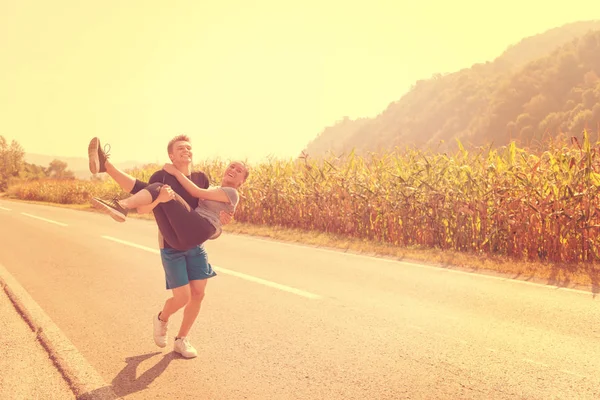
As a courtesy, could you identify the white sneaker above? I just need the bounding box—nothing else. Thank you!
[174,337,198,358]
[153,312,168,348]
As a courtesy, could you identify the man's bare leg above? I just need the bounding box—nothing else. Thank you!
[161,285,191,320]
[178,279,207,338]
[154,283,201,358]
[168,279,206,359]
[153,284,191,348]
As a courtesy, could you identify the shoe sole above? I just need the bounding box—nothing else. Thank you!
[88,137,100,174]
[91,198,126,222]
[153,317,167,348]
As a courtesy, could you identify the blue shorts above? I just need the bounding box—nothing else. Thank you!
[160,245,217,290]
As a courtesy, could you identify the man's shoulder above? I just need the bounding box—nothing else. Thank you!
[148,169,209,188]
[148,170,167,183]
[191,171,209,187]
[190,171,208,180]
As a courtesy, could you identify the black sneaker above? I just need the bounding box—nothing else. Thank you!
[91,197,128,222]
[88,137,111,174]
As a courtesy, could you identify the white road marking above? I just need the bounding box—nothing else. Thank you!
[560,369,587,379]
[101,235,160,254]
[0,206,11,211]
[214,265,322,299]
[240,236,593,296]
[522,358,549,368]
[21,212,68,227]
[101,235,322,300]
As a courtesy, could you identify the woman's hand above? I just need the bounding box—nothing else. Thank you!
[163,163,178,176]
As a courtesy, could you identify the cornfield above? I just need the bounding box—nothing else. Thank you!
[8,179,120,204]
[8,133,600,264]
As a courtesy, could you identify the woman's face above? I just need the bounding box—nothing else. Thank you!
[222,162,247,187]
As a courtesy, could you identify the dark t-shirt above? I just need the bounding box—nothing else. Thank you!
[130,170,210,249]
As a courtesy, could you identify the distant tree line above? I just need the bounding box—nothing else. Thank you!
[0,135,74,191]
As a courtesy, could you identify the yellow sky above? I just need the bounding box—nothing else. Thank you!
[1,0,598,165]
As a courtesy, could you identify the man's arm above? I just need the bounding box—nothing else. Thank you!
[147,170,166,185]
[219,210,233,225]
[133,170,165,210]
[136,185,174,214]
[136,198,162,214]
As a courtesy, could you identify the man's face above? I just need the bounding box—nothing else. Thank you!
[169,141,192,165]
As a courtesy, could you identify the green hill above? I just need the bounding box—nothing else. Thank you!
[303,20,600,157]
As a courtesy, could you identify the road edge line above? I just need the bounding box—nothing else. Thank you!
[0,263,121,400]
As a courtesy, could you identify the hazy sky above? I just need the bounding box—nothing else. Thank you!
[1,1,598,164]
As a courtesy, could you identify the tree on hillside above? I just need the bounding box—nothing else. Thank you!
[19,162,47,180]
[47,159,75,180]
[0,135,25,191]
[303,26,600,157]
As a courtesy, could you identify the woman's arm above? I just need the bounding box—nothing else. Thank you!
[163,164,231,203]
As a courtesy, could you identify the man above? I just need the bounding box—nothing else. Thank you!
[88,135,230,358]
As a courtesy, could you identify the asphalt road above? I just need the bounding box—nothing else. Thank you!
[0,200,599,399]
[0,287,75,400]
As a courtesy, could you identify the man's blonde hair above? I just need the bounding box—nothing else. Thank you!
[167,134,191,154]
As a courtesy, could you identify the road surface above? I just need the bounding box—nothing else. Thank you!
[0,200,599,399]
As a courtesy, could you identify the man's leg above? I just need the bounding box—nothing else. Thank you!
[160,285,191,321]
[178,279,207,338]
[153,248,193,348]
[153,284,191,348]
[172,245,216,358]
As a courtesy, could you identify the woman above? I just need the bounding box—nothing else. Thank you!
[92,161,249,251]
